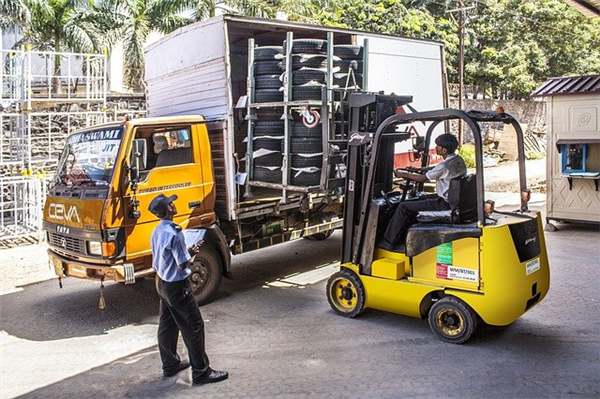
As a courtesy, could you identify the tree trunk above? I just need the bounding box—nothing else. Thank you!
[52,41,62,95]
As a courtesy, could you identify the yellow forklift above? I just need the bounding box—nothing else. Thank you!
[326,108,550,344]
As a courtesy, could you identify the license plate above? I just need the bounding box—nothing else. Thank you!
[71,264,87,273]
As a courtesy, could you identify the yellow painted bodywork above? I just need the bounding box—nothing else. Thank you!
[345,213,550,326]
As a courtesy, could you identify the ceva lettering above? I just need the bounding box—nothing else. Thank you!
[49,203,81,223]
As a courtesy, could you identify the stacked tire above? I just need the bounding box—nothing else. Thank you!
[333,45,363,88]
[282,39,328,102]
[253,46,283,103]
[289,121,323,187]
[252,120,284,184]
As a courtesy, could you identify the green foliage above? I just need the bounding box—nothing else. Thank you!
[458,144,476,168]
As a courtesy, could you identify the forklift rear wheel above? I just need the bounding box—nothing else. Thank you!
[303,230,333,240]
[327,269,365,317]
[189,244,223,305]
[428,297,478,344]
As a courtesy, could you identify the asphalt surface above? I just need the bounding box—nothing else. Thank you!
[1,216,599,398]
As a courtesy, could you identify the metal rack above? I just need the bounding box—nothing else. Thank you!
[245,32,368,202]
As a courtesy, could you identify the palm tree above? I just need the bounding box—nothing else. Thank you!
[0,0,30,29]
[100,0,192,91]
[17,0,109,93]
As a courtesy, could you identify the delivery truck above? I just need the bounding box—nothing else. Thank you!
[44,15,448,304]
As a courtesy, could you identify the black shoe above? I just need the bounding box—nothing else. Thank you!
[163,360,190,377]
[193,368,229,385]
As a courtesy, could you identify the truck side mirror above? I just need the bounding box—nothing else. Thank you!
[411,136,426,161]
[131,139,147,170]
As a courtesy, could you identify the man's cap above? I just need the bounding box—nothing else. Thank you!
[148,194,178,217]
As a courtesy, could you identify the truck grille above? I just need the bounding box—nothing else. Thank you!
[48,232,86,254]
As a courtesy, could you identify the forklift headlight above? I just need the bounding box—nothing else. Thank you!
[87,241,102,255]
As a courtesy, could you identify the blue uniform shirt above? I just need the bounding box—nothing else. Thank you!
[151,220,191,282]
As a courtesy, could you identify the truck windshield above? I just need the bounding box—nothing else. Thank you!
[55,126,124,187]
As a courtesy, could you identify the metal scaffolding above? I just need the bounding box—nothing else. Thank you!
[1,47,107,241]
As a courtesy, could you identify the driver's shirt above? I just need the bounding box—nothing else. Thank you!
[426,153,467,202]
[151,220,191,282]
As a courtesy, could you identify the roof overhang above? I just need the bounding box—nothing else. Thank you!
[563,0,600,18]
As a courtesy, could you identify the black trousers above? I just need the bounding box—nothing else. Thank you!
[383,194,450,245]
[157,277,210,379]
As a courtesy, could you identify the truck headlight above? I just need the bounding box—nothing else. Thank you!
[88,241,102,255]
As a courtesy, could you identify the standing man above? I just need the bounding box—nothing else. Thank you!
[381,133,467,250]
[149,193,228,385]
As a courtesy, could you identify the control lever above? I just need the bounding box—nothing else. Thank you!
[380,190,392,208]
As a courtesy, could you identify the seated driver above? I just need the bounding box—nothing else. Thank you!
[380,133,467,250]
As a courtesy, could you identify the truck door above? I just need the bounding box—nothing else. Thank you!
[123,123,207,258]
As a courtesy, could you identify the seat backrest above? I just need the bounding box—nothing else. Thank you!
[447,174,477,223]
[156,147,193,167]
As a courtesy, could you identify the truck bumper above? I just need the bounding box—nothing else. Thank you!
[49,250,146,284]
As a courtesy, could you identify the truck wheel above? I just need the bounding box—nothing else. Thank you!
[254,89,283,103]
[254,46,283,61]
[254,60,282,75]
[290,137,322,153]
[255,74,282,89]
[428,296,478,344]
[282,55,327,70]
[292,85,323,101]
[283,39,327,54]
[326,268,365,317]
[189,244,223,305]
[304,230,333,240]
[292,68,326,85]
[334,45,364,60]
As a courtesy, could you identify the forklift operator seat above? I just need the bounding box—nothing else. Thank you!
[416,174,477,224]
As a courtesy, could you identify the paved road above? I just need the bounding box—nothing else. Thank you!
[1,218,599,398]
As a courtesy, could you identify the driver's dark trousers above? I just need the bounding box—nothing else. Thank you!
[157,277,210,380]
[383,194,450,246]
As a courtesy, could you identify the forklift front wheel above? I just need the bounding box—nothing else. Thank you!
[326,268,365,317]
[428,296,478,344]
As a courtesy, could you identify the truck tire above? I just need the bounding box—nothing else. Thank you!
[290,137,322,153]
[292,85,323,101]
[290,122,322,138]
[255,74,282,89]
[254,137,283,152]
[281,55,328,70]
[334,74,363,88]
[254,152,283,167]
[291,154,322,168]
[254,46,283,61]
[253,168,281,183]
[334,60,363,75]
[292,68,326,85]
[254,89,283,103]
[291,171,321,186]
[283,39,327,54]
[189,244,223,305]
[334,45,364,60]
[254,60,282,75]
[254,120,284,134]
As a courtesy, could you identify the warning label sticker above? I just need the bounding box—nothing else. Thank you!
[436,263,449,279]
[526,258,540,275]
[447,266,478,282]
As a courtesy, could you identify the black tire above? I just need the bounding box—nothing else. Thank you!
[292,85,324,101]
[291,171,321,186]
[253,167,281,183]
[284,39,327,54]
[334,45,364,60]
[281,55,328,70]
[291,154,322,168]
[254,46,283,61]
[292,68,326,85]
[254,60,282,75]
[189,244,223,305]
[290,137,322,153]
[254,137,283,151]
[290,122,322,138]
[254,120,284,134]
[254,152,283,167]
[334,74,363,88]
[326,268,366,317]
[254,89,283,103]
[428,296,478,344]
[304,230,334,241]
[255,74,282,89]
[334,60,363,74]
